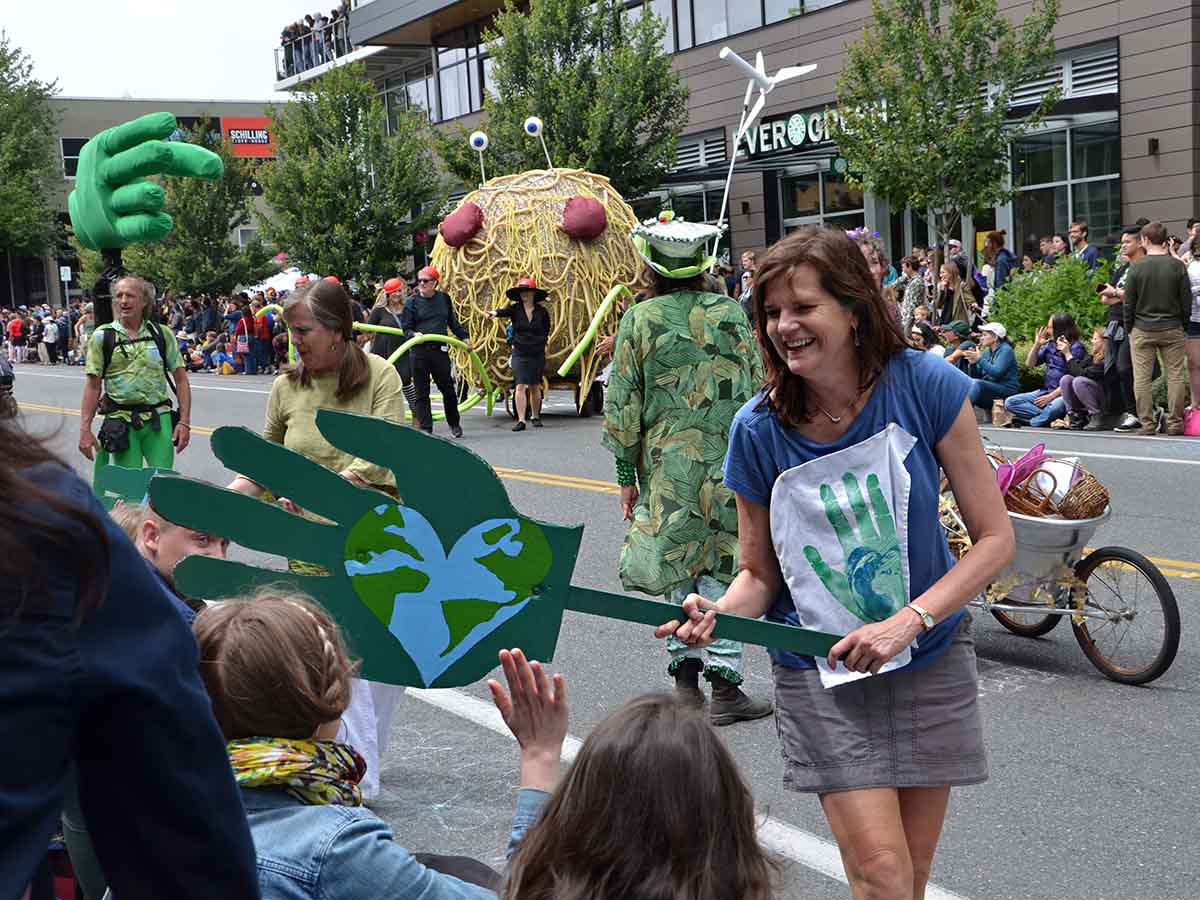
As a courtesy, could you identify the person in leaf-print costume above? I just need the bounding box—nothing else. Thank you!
[602,212,773,726]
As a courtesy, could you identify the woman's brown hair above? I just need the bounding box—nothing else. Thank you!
[752,226,909,429]
[284,280,372,401]
[504,693,777,900]
[194,591,359,741]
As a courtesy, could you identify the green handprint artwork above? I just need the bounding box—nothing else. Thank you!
[148,412,844,689]
[69,111,223,250]
[803,472,907,623]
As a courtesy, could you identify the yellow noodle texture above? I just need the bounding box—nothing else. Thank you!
[430,168,645,407]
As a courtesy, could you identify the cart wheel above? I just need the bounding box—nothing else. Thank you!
[1070,546,1180,685]
[991,606,1061,637]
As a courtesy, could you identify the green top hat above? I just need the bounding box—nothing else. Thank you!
[631,211,725,280]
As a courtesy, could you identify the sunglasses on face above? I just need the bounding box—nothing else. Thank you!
[417,278,435,284]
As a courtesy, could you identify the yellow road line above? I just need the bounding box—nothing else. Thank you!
[18,400,1199,577]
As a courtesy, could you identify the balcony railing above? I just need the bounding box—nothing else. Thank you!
[276,17,353,82]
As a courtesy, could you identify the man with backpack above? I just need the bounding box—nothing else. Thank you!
[79,274,192,471]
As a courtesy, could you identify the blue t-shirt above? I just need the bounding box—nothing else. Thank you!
[723,349,969,672]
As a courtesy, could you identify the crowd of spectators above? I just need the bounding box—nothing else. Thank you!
[278,1,352,79]
[714,217,1199,436]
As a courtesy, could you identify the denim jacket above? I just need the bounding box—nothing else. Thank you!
[241,786,548,899]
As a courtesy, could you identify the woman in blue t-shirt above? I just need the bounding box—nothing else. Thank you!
[658,227,1015,900]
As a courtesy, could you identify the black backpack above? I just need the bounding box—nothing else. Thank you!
[99,323,178,401]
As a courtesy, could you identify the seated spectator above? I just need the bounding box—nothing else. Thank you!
[1004,313,1087,428]
[939,320,976,373]
[912,304,931,325]
[213,335,242,374]
[1061,327,1111,431]
[963,322,1019,411]
[909,321,941,353]
[194,595,563,898]
[196,593,776,900]
[199,330,221,371]
[63,499,232,899]
[0,414,258,898]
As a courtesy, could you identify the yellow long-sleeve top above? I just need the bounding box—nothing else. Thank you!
[263,352,403,494]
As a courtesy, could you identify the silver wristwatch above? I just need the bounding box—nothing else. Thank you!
[906,602,934,632]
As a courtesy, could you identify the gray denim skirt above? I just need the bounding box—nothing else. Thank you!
[772,613,988,794]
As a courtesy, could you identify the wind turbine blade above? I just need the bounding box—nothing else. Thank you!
[720,46,771,91]
[737,93,767,142]
[772,64,818,86]
[755,51,766,79]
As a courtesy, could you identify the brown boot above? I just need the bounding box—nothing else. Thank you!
[709,674,773,726]
[672,657,705,710]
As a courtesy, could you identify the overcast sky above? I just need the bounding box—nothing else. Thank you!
[6,0,311,101]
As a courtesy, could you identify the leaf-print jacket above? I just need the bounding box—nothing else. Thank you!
[601,290,764,596]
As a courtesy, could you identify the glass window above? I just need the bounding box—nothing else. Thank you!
[765,0,796,23]
[676,0,693,49]
[438,45,465,66]
[1073,179,1122,246]
[671,192,705,223]
[823,211,865,230]
[407,71,429,112]
[1012,130,1067,186]
[1072,122,1120,179]
[692,0,727,44]
[648,0,675,53]
[782,174,820,218]
[439,65,469,120]
[630,196,663,222]
[61,138,88,178]
[1013,184,1068,259]
[482,56,497,97]
[729,1,762,34]
[823,171,863,214]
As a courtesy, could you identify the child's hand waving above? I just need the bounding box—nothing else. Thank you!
[488,648,568,792]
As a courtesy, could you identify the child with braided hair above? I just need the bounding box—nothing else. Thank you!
[193,591,567,899]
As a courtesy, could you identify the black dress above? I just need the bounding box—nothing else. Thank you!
[494,302,550,385]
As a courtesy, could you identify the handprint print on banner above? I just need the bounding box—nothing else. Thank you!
[149,410,581,689]
[803,472,907,623]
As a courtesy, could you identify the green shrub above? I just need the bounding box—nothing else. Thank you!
[990,255,1114,344]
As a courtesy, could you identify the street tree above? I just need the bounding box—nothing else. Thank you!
[435,0,689,200]
[0,32,60,261]
[124,125,273,295]
[833,0,1060,263]
[261,62,445,283]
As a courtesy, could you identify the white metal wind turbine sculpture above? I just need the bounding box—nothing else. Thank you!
[712,47,817,247]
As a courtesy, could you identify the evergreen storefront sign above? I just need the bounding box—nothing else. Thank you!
[743,107,842,160]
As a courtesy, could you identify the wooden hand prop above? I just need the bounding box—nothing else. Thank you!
[149,413,841,688]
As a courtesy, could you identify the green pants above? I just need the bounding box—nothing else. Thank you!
[95,410,176,470]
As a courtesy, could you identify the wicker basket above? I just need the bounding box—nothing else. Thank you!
[1056,463,1110,520]
[1004,468,1059,517]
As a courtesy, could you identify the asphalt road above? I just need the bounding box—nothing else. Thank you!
[13,365,1200,900]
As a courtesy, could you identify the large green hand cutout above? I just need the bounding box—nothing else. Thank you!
[93,463,178,510]
[149,412,843,688]
[68,112,223,250]
[803,473,906,623]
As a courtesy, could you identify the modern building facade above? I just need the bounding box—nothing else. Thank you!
[327,0,1199,266]
[2,97,275,310]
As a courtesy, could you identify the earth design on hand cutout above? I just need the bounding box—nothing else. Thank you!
[344,502,552,687]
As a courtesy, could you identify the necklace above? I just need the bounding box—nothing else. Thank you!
[810,386,864,424]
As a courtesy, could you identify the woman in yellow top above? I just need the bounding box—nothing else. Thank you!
[228,277,405,801]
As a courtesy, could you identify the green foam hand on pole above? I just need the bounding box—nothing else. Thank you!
[68,111,224,251]
[149,413,842,690]
[556,283,631,377]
